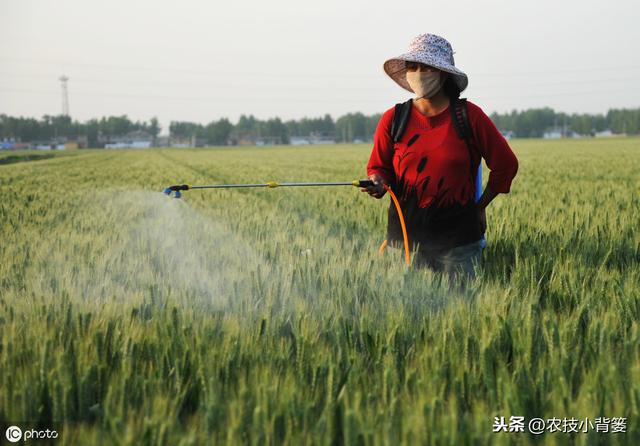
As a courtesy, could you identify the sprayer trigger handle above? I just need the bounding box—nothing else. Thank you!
[356,179,374,188]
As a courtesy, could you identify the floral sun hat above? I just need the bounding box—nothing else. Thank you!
[383,33,468,93]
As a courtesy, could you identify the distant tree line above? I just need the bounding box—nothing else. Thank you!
[1,107,639,146]
[489,107,640,137]
[0,114,160,147]
[170,115,289,145]
[169,113,381,145]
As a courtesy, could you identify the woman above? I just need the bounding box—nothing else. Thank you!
[362,33,518,282]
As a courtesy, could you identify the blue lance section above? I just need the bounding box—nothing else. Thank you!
[475,164,482,201]
[475,164,487,249]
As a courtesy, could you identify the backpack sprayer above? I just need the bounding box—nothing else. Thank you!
[163,179,413,265]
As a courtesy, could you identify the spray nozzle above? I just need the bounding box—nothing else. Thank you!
[163,184,190,198]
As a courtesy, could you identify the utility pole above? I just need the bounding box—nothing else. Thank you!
[59,75,69,116]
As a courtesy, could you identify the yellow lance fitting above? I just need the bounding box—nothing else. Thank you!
[266,181,280,188]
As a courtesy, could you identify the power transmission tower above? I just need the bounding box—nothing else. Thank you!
[59,75,70,116]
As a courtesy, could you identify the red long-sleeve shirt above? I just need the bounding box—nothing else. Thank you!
[367,99,518,251]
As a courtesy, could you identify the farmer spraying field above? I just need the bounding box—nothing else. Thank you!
[162,34,518,279]
[362,33,519,281]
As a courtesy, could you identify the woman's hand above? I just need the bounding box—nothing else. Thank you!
[360,174,387,198]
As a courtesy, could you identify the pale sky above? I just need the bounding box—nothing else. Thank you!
[1,0,639,132]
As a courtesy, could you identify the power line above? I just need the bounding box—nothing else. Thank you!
[0,71,638,98]
[1,69,639,89]
[2,54,640,79]
[0,85,637,104]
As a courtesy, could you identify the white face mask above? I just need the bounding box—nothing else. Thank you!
[406,70,444,99]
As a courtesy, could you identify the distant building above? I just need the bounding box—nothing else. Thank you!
[255,136,284,146]
[102,130,153,149]
[543,130,563,139]
[544,128,590,139]
[594,129,619,138]
[155,136,170,147]
[289,136,336,145]
[289,137,311,145]
[289,131,336,145]
[4,136,88,150]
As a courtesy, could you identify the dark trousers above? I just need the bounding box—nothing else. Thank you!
[386,239,483,287]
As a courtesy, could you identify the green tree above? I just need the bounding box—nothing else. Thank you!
[204,119,233,145]
[149,117,161,145]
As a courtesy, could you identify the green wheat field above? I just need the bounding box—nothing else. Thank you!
[1,138,639,445]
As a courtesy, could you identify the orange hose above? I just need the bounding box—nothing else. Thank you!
[383,185,411,266]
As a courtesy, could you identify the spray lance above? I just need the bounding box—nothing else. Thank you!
[164,180,375,198]
[163,179,413,265]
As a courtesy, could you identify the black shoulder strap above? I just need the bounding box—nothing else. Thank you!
[391,99,413,143]
[450,97,479,180]
[450,97,473,141]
